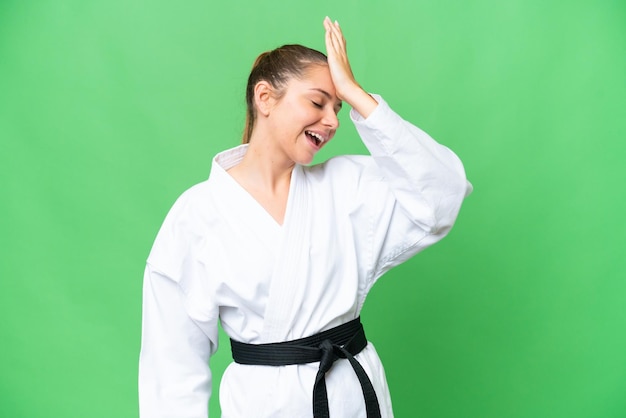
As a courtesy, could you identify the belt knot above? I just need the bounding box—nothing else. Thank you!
[318,339,339,375]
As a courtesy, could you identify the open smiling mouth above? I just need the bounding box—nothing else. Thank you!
[305,130,326,147]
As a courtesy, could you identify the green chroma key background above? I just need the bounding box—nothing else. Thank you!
[1,1,625,417]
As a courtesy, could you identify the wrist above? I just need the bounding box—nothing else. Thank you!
[341,86,378,119]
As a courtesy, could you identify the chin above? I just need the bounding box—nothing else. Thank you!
[294,153,316,166]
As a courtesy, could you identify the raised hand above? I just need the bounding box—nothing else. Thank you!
[323,17,358,99]
[324,16,378,118]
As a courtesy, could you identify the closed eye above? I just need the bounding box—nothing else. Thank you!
[311,101,322,108]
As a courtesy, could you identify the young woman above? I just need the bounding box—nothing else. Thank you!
[139,17,472,418]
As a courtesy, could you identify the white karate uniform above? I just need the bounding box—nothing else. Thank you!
[139,95,472,418]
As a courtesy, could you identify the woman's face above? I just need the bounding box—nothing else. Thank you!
[265,65,342,166]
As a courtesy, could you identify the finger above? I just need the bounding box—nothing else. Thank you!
[327,22,344,50]
[325,23,337,54]
[327,27,340,51]
[323,16,333,32]
[328,21,346,51]
[324,17,340,37]
[324,17,336,44]
[325,26,341,55]
[324,17,348,63]
[331,20,343,38]
[326,19,340,38]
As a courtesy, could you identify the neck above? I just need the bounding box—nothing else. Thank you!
[226,137,294,225]
[230,135,295,194]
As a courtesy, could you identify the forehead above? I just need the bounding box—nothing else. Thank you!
[289,65,338,100]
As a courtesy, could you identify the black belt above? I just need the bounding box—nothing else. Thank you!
[230,317,381,418]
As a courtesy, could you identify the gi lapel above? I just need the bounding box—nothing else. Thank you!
[261,164,312,342]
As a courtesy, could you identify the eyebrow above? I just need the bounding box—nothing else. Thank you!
[310,88,343,109]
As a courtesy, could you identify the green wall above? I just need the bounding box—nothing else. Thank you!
[1,1,625,417]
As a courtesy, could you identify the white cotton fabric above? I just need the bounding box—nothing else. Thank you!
[139,95,472,418]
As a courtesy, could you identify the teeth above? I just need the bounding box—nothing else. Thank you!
[306,131,325,143]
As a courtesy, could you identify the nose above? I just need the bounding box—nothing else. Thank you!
[323,107,339,130]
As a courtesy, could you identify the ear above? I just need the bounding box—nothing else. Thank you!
[253,80,275,117]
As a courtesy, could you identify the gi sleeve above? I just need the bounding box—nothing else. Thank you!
[139,188,219,418]
[350,95,473,282]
